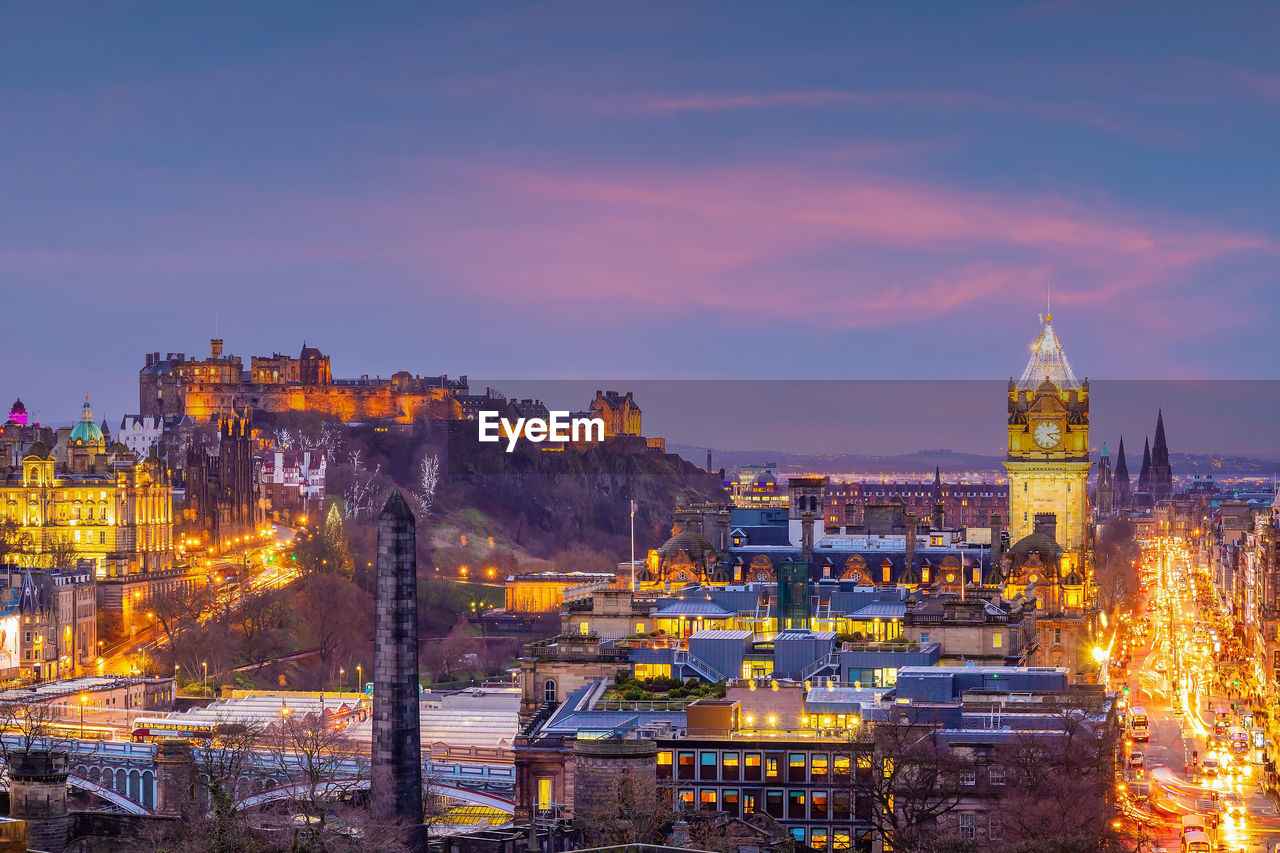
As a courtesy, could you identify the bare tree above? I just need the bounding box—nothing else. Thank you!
[841,722,973,853]
[260,711,369,851]
[413,454,440,517]
[0,517,32,565]
[273,427,295,450]
[0,691,66,761]
[200,719,268,853]
[575,768,676,846]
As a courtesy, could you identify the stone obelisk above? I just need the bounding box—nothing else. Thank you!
[371,490,424,845]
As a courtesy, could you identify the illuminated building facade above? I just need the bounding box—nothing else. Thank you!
[256,447,326,525]
[140,339,467,423]
[0,398,180,635]
[1004,315,1091,564]
[0,564,97,681]
[826,473,1008,532]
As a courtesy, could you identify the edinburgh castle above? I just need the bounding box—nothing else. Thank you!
[140,339,470,422]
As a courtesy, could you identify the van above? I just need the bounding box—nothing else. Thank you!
[1202,754,1220,776]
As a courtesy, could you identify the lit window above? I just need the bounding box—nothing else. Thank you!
[992,632,1003,649]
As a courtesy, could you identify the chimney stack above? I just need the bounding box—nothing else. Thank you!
[801,510,815,561]
[211,338,223,359]
[1034,512,1057,542]
[989,512,1003,572]
[905,513,919,578]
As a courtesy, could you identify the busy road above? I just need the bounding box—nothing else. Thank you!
[1116,536,1280,853]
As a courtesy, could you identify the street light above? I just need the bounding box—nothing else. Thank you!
[79,694,88,739]
[357,664,363,696]
[339,667,345,699]
[202,661,208,696]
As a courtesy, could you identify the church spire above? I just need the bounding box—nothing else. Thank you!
[1152,409,1169,466]
[1113,435,1131,507]
[1138,437,1152,493]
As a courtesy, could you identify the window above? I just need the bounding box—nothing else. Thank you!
[810,754,828,782]
[678,789,694,807]
[833,830,852,851]
[958,814,975,839]
[989,765,1006,786]
[765,789,784,818]
[722,789,740,816]
[636,623,645,634]
[790,828,806,845]
[832,790,851,819]
[543,679,556,703]
[960,770,976,786]
[699,789,717,809]
[788,753,806,782]
[833,755,851,781]
[992,632,1003,649]
[920,632,930,644]
[811,789,828,818]
[1053,628,1062,645]
[743,792,757,815]
[579,621,589,635]
[700,751,717,780]
[745,753,762,781]
[677,751,695,780]
[787,790,806,819]
[765,755,780,779]
[723,752,740,781]
[810,828,829,852]
[657,751,673,780]
[989,815,1004,841]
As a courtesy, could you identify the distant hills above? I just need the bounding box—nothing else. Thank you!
[674,444,1280,480]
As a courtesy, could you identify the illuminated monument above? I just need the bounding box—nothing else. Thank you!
[1004,314,1091,570]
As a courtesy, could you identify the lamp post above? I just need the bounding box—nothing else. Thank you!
[79,694,88,739]
[202,661,208,697]
[357,663,362,697]
[339,667,345,699]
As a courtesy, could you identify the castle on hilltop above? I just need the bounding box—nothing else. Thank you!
[140,339,471,422]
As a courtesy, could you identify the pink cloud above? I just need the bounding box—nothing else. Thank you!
[610,89,1175,143]
[402,162,1269,329]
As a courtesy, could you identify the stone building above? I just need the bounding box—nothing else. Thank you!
[0,398,178,633]
[0,564,97,681]
[140,339,466,423]
[184,409,261,548]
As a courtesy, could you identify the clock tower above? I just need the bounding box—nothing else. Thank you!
[1004,314,1091,564]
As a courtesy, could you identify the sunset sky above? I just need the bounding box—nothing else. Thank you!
[3,2,1278,430]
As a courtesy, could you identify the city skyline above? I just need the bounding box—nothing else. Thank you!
[3,1,1278,413]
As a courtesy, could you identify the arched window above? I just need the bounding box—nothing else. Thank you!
[543,679,556,703]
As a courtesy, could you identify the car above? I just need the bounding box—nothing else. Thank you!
[1221,793,1245,816]
[1128,752,1145,768]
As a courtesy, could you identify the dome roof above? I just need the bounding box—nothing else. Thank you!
[657,527,718,564]
[70,397,104,445]
[9,398,25,414]
[1006,528,1064,562]
[24,441,50,460]
[1063,571,1084,586]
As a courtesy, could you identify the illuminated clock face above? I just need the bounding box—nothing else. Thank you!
[1033,421,1062,449]
[945,573,956,583]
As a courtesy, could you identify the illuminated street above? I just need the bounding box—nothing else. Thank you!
[1117,536,1280,852]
